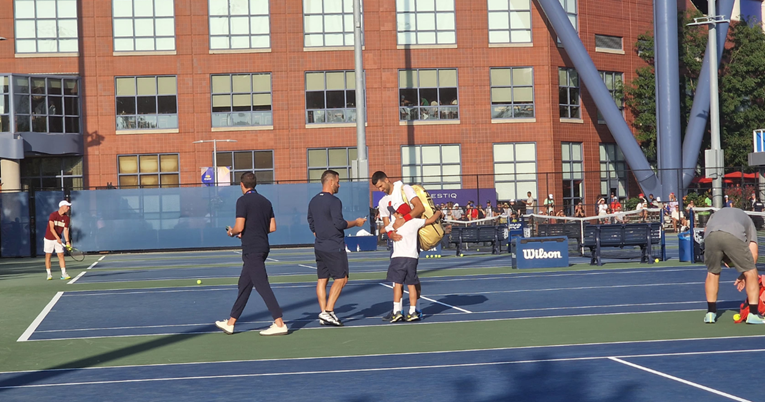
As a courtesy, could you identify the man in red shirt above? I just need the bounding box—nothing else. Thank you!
[44,200,72,280]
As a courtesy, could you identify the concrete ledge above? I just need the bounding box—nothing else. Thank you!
[492,118,536,124]
[211,125,273,132]
[116,128,180,135]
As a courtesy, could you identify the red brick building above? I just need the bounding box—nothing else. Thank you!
[0,0,656,213]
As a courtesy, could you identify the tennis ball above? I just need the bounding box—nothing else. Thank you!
[734,313,741,321]
[477,249,480,252]
[437,255,441,258]
[460,253,464,257]
[655,258,660,263]
[197,280,202,285]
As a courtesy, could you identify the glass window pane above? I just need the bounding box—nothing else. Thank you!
[326,72,345,90]
[234,151,253,169]
[211,75,231,93]
[116,78,136,96]
[436,12,455,30]
[399,70,416,88]
[515,143,535,161]
[491,88,512,103]
[252,74,270,92]
[419,70,437,87]
[442,145,460,163]
[513,87,533,103]
[328,148,347,166]
[306,72,325,91]
[134,18,155,37]
[157,76,176,95]
[493,144,513,162]
[421,145,440,164]
[401,146,419,165]
[417,12,436,30]
[252,93,271,107]
[137,77,156,95]
[160,154,178,172]
[572,143,582,159]
[254,151,273,169]
[439,69,457,87]
[491,69,511,87]
[304,15,323,33]
[119,175,139,188]
[140,174,159,187]
[231,74,250,92]
[308,149,327,167]
[155,18,175,36]
[513,68,533,86]
[139,155,159,173]
[119,155,138,174]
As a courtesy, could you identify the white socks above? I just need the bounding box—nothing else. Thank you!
[393,301,402,313]
[409,305,417,314]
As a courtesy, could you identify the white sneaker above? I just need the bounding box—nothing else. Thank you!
[319,311,342,326]
[215,320,234,334]
[260,322,288,336]
[47,275,52,281]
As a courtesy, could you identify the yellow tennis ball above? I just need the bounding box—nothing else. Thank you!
[655,258,659,263]
[460,253,464,257]
[197,280,202,285]
[437,255,441,258]
[734,313,741,321]
[477,249,480,252]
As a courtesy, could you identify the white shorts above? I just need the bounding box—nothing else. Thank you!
[43,238,65,254]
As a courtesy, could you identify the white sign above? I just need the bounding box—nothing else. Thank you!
[522,248,563,259]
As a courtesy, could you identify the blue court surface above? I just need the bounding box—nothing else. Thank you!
[1,337,763,401]
[24,266,740,340]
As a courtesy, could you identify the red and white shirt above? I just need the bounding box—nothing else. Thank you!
[44,211,70,240]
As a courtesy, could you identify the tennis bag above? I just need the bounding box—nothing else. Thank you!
[734,275,765,323]
[402,184,444,251]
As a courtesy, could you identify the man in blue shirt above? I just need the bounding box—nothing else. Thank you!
[307,170,367,326]
[215,172,287,336]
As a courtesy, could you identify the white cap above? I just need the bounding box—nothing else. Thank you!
[549,194,553,198]
[656,197,661,201]
[59,200,72,207]
[725,195,729,198]
[454,203,459,207]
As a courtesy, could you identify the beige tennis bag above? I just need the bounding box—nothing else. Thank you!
[402,184,445,250]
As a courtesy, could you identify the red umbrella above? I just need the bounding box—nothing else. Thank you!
[723,171,757,179]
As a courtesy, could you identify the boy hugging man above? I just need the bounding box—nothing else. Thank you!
[385,208,443,323]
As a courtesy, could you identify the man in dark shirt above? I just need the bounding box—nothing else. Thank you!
[307,170,367,326]
[215,172,287,336]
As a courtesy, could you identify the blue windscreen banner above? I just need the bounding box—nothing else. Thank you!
[512,236,569,269]
[0,192,31,257]
[49,182,372,253]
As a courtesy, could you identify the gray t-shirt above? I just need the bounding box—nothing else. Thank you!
[706,207,758,244]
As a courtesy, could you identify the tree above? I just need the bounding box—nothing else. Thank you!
[719,20,765,167]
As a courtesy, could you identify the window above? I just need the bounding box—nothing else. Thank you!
[1,76,9,132]
[396,0,456,45]
[561,142,583,215]
[305,71,358,124]
[595,34,622,51]
[600,143,627,198]
[115,76,178,130]
[558,68,579,119]
[401,144,461,190]
[487,0,532,44]
[597,71,624,122]
[14,0,78,53]
[13,75,81,134]
[216,150,274,184]
[211,73,272,127]
[118,153,180,188]
[560,0,577,31]
[490,67,534,119]
[303,0,361,47]
[493,143,537,201]
[21,156,83,190]
[399,69,458,121]
[209,0,270,50]
[307,147,357,182]
[112,0,175,52]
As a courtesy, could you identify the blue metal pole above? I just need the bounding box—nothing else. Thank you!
[655,0,682,200]
[681,0,734,189]
[536,0,660,195]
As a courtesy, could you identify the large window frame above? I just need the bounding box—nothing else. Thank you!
[112,0,176,52]
[209,0,270,50]
[487,0,532,44]
[305,70,359,124]
[396,0,456,46]
[211,73,272,128]
[1,76,10,133]
[117,153,180,188]
[399,68,459,121]
[12,75,81,134]
[493,143,537,202]
[115,76,178,130]
[401,144,461,190]
[597,71,624,123]
[216,150,274,184]
[600,143,628,199]
[14,0,79,54]
[559,0,577,31]
[561,142,583,215]
[490,67,534,119]
[303,0,362,48]
[307,147,358,182]
[558,67,580,119]
[21,156,83,191]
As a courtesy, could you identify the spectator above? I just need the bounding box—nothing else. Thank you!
[574,201,585,218]
[544,194,555,215]
[451,203,462,221]
[724,194,733,208]
[526,191,535,213]
[750,193,758,211]
[597,197,608,223]
[485,201,494,218]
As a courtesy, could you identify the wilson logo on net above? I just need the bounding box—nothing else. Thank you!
[522,249,563,259]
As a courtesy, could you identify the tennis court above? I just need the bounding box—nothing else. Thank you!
[1,247,763,401]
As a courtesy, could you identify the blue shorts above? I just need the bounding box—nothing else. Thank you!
[386,257,420,285]
[315,250,349,279]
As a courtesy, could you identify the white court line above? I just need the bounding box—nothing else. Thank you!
[17,292,63,342]
[67,271,86,284]
[298,264,316,270]
[267,257,279,262]
[609,357,752,402]
[378,283,472,313]
[424,281,704,296]
[87,256,105,270]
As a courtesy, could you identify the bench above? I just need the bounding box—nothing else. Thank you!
[449,225,504,256]
[581,222,663,266]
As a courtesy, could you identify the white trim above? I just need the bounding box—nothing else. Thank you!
[17,292,64,342]
[112,51,177,56]
[211,125,273,132]
[208,48,271,54]
[488,43,533,48]
[116,129,180,135]
[491,118,536,124]
[399,120,460,126]
[397,44,458,50]
[595,48,625,55]
[15,53,79,58]
[559,118,584,124]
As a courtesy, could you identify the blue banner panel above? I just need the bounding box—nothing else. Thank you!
[64,183,369,253]
[513,236,569,269]
[0,192,31,257]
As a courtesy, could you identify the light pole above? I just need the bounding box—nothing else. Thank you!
[192,139,236,186]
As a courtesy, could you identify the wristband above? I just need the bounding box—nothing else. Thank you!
[403,213,412,222]
[387,231,394,237]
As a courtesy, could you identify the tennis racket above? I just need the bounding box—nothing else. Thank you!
[65,245,85,262]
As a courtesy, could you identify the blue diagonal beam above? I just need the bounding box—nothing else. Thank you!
[536,0,660,195]
[681,0,734,188]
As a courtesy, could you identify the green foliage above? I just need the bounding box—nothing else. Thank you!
[624,197,640,211]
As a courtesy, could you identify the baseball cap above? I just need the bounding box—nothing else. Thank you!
[725,194,729,197]
[59,200,72,207]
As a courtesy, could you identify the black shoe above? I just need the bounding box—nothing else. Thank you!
[382,310,393,321]
[390,312,404,323]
